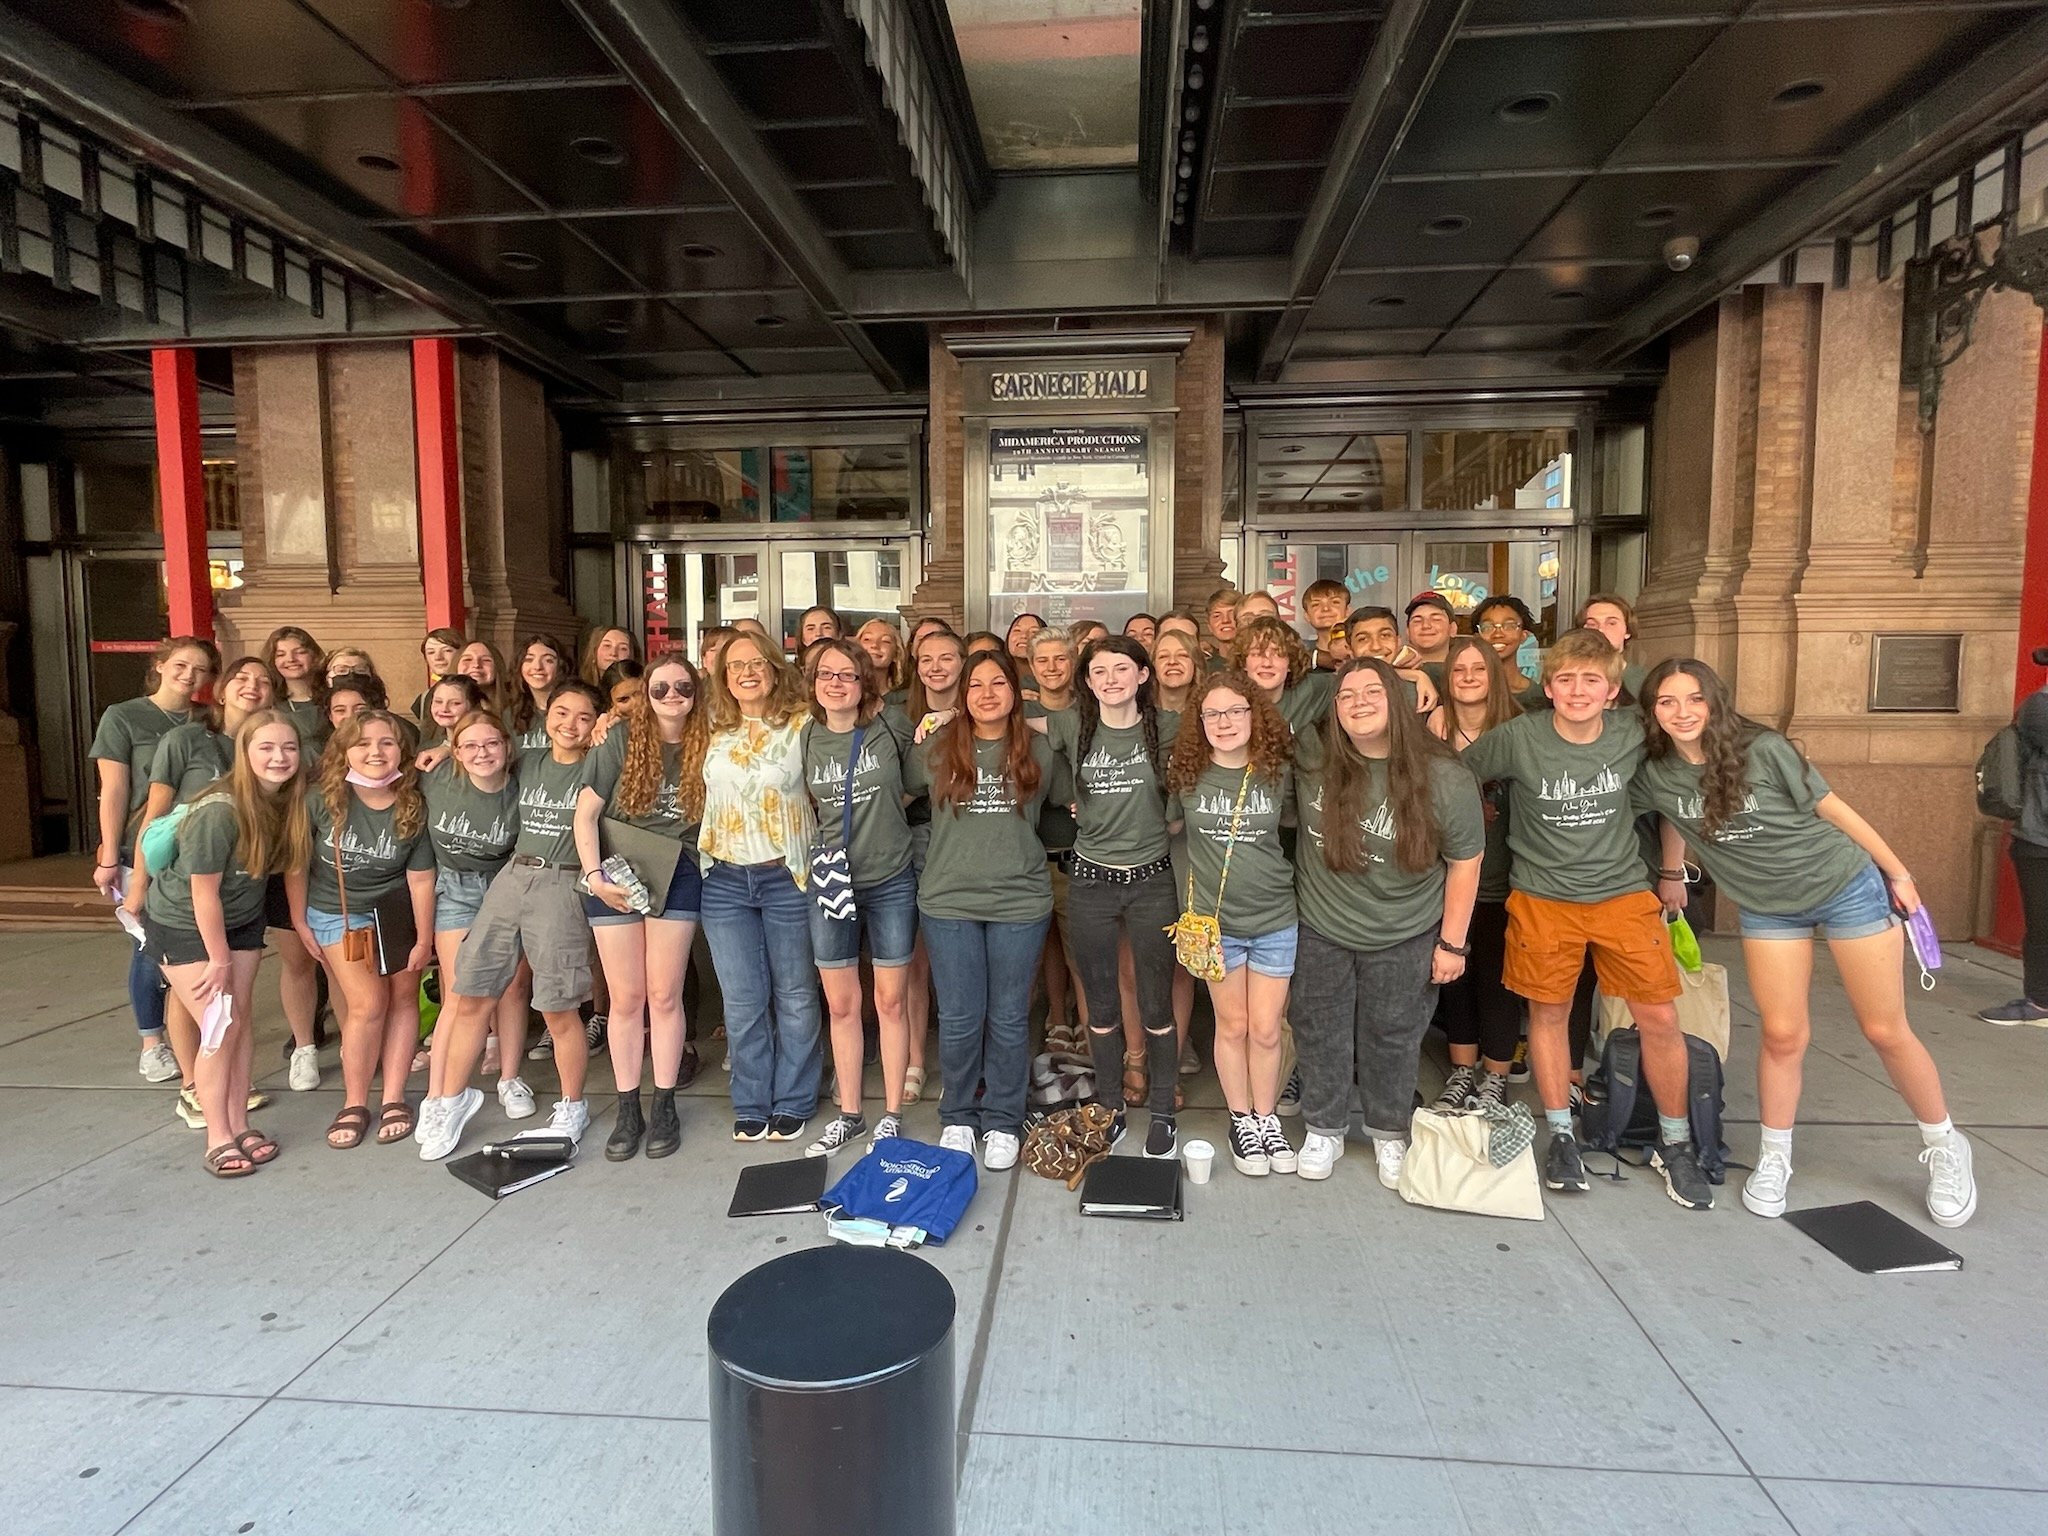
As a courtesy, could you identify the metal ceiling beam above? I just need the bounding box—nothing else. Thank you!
[561,0,903,391]
[0,11,621,396]
[1574,10,2048,369]
[1257,0,1474,382]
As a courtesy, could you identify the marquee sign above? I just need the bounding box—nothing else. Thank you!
[988,368,1150,402]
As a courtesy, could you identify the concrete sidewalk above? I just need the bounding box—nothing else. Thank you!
[1,930,2043,1535]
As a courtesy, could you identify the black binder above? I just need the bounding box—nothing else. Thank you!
[370,889,418,977]
[1078,1156,1184,1220]
[728,1156,830,1218]
[447,1136,575,1200]
[1784,1200,1963,1273]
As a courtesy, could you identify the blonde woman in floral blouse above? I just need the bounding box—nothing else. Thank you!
[700,630,822,1143]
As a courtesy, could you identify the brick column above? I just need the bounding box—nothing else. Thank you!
[1172,319,1226,614]
[906,338,966,630]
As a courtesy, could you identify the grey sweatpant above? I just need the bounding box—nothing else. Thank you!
[1292,924,1438,1142]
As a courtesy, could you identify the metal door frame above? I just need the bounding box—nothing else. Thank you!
[628,534,924,656]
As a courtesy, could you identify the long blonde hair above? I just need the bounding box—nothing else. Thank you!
[615,652,708,821]
[318,711,425,840]
[180,709,314,878]
[708,633,807,731]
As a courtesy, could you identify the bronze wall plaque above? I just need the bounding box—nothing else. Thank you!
[1868,632,1962,713]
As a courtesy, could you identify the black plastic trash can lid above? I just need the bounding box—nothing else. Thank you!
[708,1245,956,1391]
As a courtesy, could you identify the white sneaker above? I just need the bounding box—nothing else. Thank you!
[287,1043,321,1092]
[547,1098,590,1145]
[138,1042,179,1082]
[1742,1148,1792,1218]
[1920,1131,1977,1228]
[419,1086,482,1161]
[938,1125,975,1155]
[496,1076,537,1120]
[983,1131,1020,1171]
[1297,1130,1345,1180]
[1374,1137,1406,1191]
[414,1096,448,1151]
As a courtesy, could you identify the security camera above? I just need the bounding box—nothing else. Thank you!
[1663,236,1699,272]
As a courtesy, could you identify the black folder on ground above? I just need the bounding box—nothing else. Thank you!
[729,1156,830,1217]
[370,889,417,977]
[448,1135,575,1200]
[601,817,686,907]
[1784,1200,1963,1273]
[1078,1156,1184,1220]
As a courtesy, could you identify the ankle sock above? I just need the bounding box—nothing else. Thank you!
[1545,1107,1573,1136]
[1917,1117,1955,1147]
[1758,1124,1794,1163]
[1658,1114,1691,1147]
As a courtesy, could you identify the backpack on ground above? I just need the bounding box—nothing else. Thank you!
[1579,1026,1728,1184]
[1975,722,2026,821]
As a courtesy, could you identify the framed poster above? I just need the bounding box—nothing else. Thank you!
[984,424,1152,632]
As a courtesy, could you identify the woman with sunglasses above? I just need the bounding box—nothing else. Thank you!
[573,653,708,1161]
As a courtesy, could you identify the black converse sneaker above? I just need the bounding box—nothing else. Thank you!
[1473,1069,1509,1111]
[1108,1108,1127,1149]
[1277,1068,1303,1117]
[1433,1064,1480,1111]
[804,1113,866,1158]
[1144,1113,1177,1159]
[1651,1139,1715,1210]
[1228,1111,1269,1176]
[1260,1112,1298,1175]
[1544,1130,1589,1191]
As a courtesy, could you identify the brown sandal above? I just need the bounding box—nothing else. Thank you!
[235,1128,280,1165]
[376,1102,416,1144]
[205,1142,257,1178]
[1122,1050,1148,1108]
[326,1104,371,1149]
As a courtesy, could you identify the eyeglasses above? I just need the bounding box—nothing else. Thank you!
[1200,705,1252,724]
[648,680,695,701]
[455,738,506,755]
[813,668,861,686]
[1476,620,1524,635]
[726,658,771,676]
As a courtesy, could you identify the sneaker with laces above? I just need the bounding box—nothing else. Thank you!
[1144,1114,1177,1159]
[1277,1068,1303,1118]
[733,1117,769,1141]
[415,1095,448,1149]
[496,1076,537,1119]
[1977,997,2048,1026]
[547,1098,591,1146]
[1261,1113,1298,1175]
[527,1033,555,1061]
[1107,1109,1127,1148]
[1227,1112,1269,1176]
[175,1085,205,1129]
[983,1130,1020,1171]
[1919,1131,1977,1228]
[1742,1148,1792,1218]
[288,1044,321,1092]
[1651,1139,1714,1210]
[1297,1130,1344,1180]
[419,1086,483,1161]
[873,1112,904,1141]
[1544,1130,1589,1192]
[138,1042,179,1082]
[766,1113,807,1142]
[1433,1065,1479,1112]
[1374,1137,1406,1190]
[805,1113,867,1158]
[938,1124,975,1155]
[1474,1069,1509,1111]
[1508,1040,1531,1082]
[584,1014,607,1052]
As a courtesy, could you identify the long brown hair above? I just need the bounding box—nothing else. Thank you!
[510,633,571,734]
[143,635,220,696]
[708,632,807,731]
[319,710,425,840]
[614,651,708,822]
[1639,657,1771,838]
[203,656,279,734]
[1437,635,1522,740]
[182,709,314,878]
[263,626,326,704]
[906,627,965,721]
[1320,658,1456,875]
[578,625,639,686]
[929,652,1040,815]
[1165,670,1292,795]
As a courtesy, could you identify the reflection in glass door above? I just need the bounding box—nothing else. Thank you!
[634,540,920,660]
[639,547,762,659]
[1255,537,1399,643]
[776,546,913,653]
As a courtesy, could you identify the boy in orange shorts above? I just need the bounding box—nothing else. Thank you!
[1460,629,1710,1209]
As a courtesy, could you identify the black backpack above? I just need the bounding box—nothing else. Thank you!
[1975,722,2026,822]
[1580,1027,1728,1184]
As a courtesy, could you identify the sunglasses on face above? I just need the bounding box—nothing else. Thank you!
[648,679,695,701]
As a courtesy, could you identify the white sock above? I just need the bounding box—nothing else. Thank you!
[1759,1124,1794,1163]
[1917,1117,1955,1147]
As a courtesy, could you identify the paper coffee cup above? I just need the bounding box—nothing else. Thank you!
[1182,1138,1215,1185]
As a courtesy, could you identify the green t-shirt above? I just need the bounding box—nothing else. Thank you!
[1020,698,1076,851]
[1042,709,1179,866]
[1631,731,1868,914]
[1276,671,1334,737]
[421,761,519,876]
[305,787,434,913]
[1445,729,1515,904]
[279,697,327,753]
[805,719,913,887]
[582,725,699,845]
[1165,762,1295,938]
[1459,709,1649,903]
[513,749,589,865]
[904,733,1064,922]
[89,696,190,850]
[1293,741,1485,949]
[142,795,268,934]
[148,721,233,805]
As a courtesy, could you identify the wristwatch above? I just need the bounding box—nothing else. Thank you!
[1435,938,1470,958]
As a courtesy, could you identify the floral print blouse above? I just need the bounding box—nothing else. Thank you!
[699,712,817,884]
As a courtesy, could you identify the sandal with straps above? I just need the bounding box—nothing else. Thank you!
[326,1104,372,1149]
[1122,1050,1148,1108]
[376,1102,416,1144]
[205,1142,257,1178]
[235,1128,280,1165]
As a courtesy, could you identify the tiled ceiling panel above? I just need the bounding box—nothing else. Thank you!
[1312,269,1494,331]
[1341,175,1580,268]
[7,0,386,100]
[308,0,619,87]
[1457,261,1665,326]
[1517,167,1793,263]
[425,85,724,211]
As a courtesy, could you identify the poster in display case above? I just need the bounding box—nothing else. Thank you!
[985,425,1150,631]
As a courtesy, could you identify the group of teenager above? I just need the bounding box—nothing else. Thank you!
[89,582,1979,1227]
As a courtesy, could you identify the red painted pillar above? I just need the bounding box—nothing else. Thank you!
[412,337,466,634]
[1991,317,2048,951]
[151,348,212,640]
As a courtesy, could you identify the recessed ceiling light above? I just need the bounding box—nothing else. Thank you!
[1635,204,1680,228]
[599,318,632,336]
[1422,214,1470,237]
[1369,295,1407,308]
[1279,444,1304,455]
[571,135,626,167]
[1495,92,1556,124]
[753,314,788,328]
[116,0,188,20]
[354,152,400,173]
[499,250,542,271]
[1552,289,1587,303]
[680,243,720,260]
[1770,79,1825,109]
[1341,490,1363,499]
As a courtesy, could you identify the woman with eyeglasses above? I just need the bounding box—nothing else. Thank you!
[801,639,918,1155]
[887,625,966,1103]
[1164,671,1300,1176]
[700,632,822,1143]
[572,653,707,1160]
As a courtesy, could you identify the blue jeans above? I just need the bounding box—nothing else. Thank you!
[702,860,821,1121]
[809,862,919,969]
[922,913,1049,1137]
[128,940,166,1038]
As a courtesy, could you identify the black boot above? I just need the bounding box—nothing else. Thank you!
[645,1087,681,1159]
[606,1092,645,1161]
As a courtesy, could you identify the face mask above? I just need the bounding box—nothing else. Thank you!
[346,768,403,790]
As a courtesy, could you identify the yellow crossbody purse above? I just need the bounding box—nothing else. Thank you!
[1167,767,1252,983]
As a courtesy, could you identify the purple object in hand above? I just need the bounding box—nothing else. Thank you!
[1903,905,1941,989]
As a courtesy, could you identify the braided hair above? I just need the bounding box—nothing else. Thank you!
[1073,634,1164,802]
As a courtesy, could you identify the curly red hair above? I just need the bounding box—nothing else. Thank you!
[1165,670,1293,795]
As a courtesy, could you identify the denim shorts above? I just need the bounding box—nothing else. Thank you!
[305,905,373,949]
[1222,923,1299,979]
[1739,860,1897,942]
[583,850,702,927]
[145,912,268,966]
[809,861,918,969]
[435,867,494,933]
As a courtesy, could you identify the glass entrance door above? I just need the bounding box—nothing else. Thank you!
[634,538,919,660]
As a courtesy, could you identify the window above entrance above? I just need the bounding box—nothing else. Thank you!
[617,438,917,528]
[946,0,1142,170]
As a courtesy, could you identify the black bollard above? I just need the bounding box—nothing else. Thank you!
[707,1244,956,1536]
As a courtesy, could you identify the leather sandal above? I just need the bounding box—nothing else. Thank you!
[1122,1050,1148,1108]
[375,1102,416,1144]
[326,1104,371,1149]
[205,1142,257,1178]
[235,1128,280,1165]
